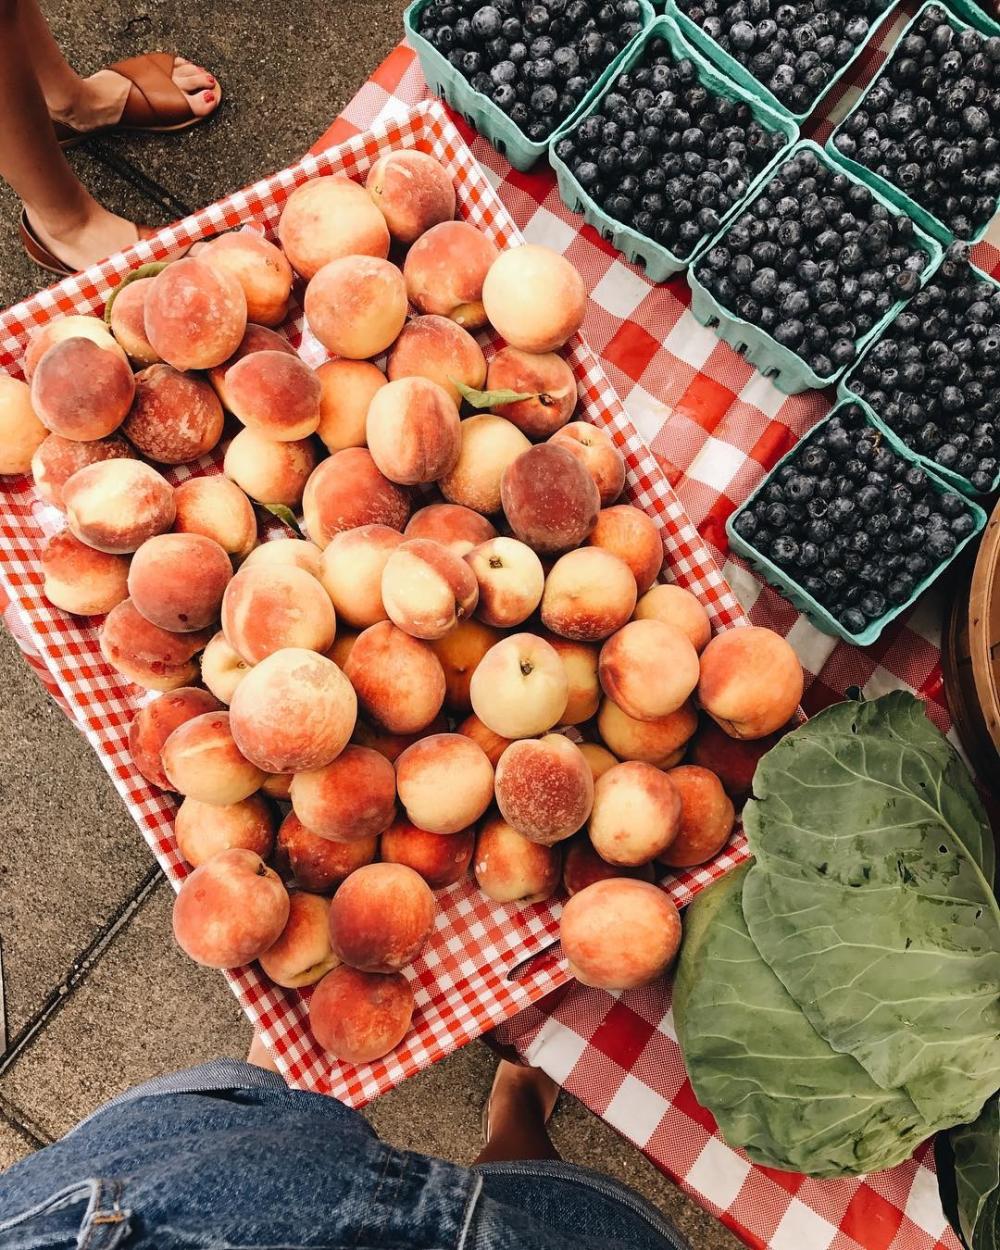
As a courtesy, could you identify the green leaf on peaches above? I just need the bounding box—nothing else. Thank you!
[452,378,538,409]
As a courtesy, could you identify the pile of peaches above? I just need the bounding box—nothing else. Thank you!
[0,146,804,1067]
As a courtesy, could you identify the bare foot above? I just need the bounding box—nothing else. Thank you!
[484,1060,560,1143]
[52,57,221,134]
[25,202,143,272]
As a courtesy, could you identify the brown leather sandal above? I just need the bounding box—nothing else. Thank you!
[54,52,222,147]
[20,209,161,277]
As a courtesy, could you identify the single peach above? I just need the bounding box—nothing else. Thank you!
[660,765,735,868]
[541,548,637,642]
[305,256,407,359]
[128,533,232,632]
[208,323,297,412]
[386,315,487,407]
[404,220,499,329]
[589,761,681,866]
[483,245,586,352]
[200,631,251,704]
[495,734,593,845]
[222,563,335,663]
[24,314,125,381]
[430,617,502,713]
[0,376,46,474]
[173,475,257,561]
[275,811,377,892]
[201,231,293,327]
[224,351,322,442]
[469,632,568,739]
[328,862,435,972]
[144,256,247,371]
[366,377,462,485]
[596,697,698,767]
[174,793,276,867]
[501,443,600,554]
[698,627,803,739]
[123,364,224,465]
[380,817,475,889]
[439,414,531,515]
[259,890,338,988]
[405,503,497,556]
[291,745,396,843]
[367,149,456,244]
[599,620,699,721]
[395,733,494,835]
[315,359,386,453]
[577,742,618,782]
[128,687,223,789]
[229,648,357,773]
[562,836,655,896]
[109,278,161,365]
[467,537,544,628]
[486,347,578,439]
[587,505,663,595]
[456,713,513,767]
[64,459,175,554]
[303,448,411,547]
[242,537,322,579]
[319,524,402,630]
[544,635,600,725]
[278,175,390,279]
[688,718,786,800]
[31,337,135,440]
[560,878,682,990]
[343,622,446,736]
[100,600,211,691]
[31,432,131,509]
[224,428,319,508]
[172,848,289,969]
[162,709,265,804]
[41,530,129,616]
[633,584,711,654]
[381,538,479,640]
[309,965,414,1063]
[474,814,562,904]
[549,422,625,506]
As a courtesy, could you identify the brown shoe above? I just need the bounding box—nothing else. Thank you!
[20,209,161,277]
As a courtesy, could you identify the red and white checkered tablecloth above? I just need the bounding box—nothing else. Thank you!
[301,11,1000,1250]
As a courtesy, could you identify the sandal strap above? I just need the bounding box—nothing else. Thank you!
[19,210,74,276]
[107,52,194,129]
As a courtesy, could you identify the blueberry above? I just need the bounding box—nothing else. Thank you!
[842,607,868,634]
[926,528,957,561]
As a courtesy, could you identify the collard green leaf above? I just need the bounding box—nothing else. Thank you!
[951,1093,1000,1249]
[674,865,931,1177]
[743,693,1000,1128]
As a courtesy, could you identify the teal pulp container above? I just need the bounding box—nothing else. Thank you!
[838,258,1000,496]
[726,397,988,646]
[403,0,655,172]
[686,140,942,395]
[665,0,901,125]
[547,14,798,282]
[827,0,1000,243]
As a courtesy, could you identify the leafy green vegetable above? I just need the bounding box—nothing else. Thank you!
[675,865,931,1177]
[103,262,168,324]
[451,379,538,409]
[742,693,1000,1129]
[950,1093,1000,1249]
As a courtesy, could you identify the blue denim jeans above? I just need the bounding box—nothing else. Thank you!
[0,1060,689,1249]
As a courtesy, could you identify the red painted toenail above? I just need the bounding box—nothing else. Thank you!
[204,91,214,101]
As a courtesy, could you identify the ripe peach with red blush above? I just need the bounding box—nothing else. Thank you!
[173,475,257,561]
[487,347,577,439]
[24,314,125,380]
[544,635,600,725]
[172,848,289,969]
[588,505,663,595]
[596,697,698,767]
[126,366,225,465]
[64,460,175,555]
[328,862,435,972]
[560,878,682,990]
[474,815,561,904]
[698,627,803,740]
[222,564,335,663]
[562,837,655,896]
[366,149,455,243]
[316,359,386,453]
[162,710,265,804]
[482,245,586,353]
[174,793,276,867]
[31,337,135,440]
[599,620,699,721]
[259,890,338,988]
[456,713,513,766]
[466,537,544,629]
[290,745,396,843]
[366,377,462,486]
[659,765,735,868]
[128,687,223,789]
[633,584,711,653]
[128,533,231,633]
[405,503,497,556]
[381,538,479,640]
[395,733,494,835]
[223,351,322,442]
[200,631,251,704]
[430,617,503,713]
[380,818,475,890]
[208,323,296,411]
[242,538,322,579]
[144,256,247,371]
[31,432,131,508]
[501,443,599,554]
[541,548,636,642]
[100,600,212,691]
[303,448,411,547]
[440,415,531,515]
[310,965,414,1063]
[275,811,377,892]
[343,622,446,735]
[224,429,319,508]
[305,256,407,359]
[549,422,625,506]
[404,220,499,329]
[278,175,390,278]
[201,232,293,327]
[386,316,486,407]
[109,277,160,365]
[495,734,593,845]
[41,530,130,616]
[589,761,681,866]
[319,524,402,630]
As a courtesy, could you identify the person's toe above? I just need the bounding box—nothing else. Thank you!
[172,57,221,116]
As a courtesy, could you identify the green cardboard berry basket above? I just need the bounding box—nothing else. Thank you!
[826,0,1000,244]
[838,257,1000,496]
[546,14,798,282]
[686,139,942,394]
[664,0,901,125]
[403,0,655,172]
[726,397,988,645]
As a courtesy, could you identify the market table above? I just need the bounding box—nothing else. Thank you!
[304,10,999,1250]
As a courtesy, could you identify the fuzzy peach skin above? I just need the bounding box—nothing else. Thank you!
[559,878,682,990]
[469,632,568,740]
[290,745,396,843]
[366,377,462,486]
[174,793,276,867]
[305,256,408,359]
[487,347,578,439]
[223,351,322,442]
[316,359,386,453]
[109,278,161,365]
[319,524,401,630]
[351,713,448,763]
[562,836,655,896]
[144,256,248,371]
[456,713,513,767]
[381,817,475,889]
[224,429,319,508]
[162,709,265,804]
[404,220,500,329]
[200,631,251,704]
[31,337,135,441]
[303,448,411,547]
[275,811,376,892]
[41,530,130,616]
[0,376,46,474]
[697,627,804,739]
[173,848,289,969]
[261,772,293,800]
[589,761,682,866]
[577,742,618,782]
[544,635,600,725]
[386,316,487,408]
[474,813,562,904]
[596,697,697,767]
[328,862,436,973]
[173,475,257,561]
[327,628,358,670]
[689,717,786,800]
[128,533,231,633]
[221,564,336,664]
[123,365,224,465]
[100,600,212,691]
[128,687,223,789]
[405,503,497,556]
[229,648,357,773]
[482,245,586,353]
[466,537,544,629]
[24,314,125,380]
[64,459,176,554]
[659,765,735,868]
[31,432,131,508]
[430,617,502,713]
[549,423,625,507]
[599,620,699,722]
[495,734,593,845]
[242,537,322,579]
[201,232,293,327]
[208,323,297,412]
[258,890,339,988]
[343,622,446,736]
[309,965,414,1063]
[501,443,600,554]
[439,415,531,515]
[587,505,663,595]
[633,584,711,654]
[367,149,456,244]
[381,538,479,640]
[278,176,390,279]
[395,732,494,835]
[541,548,637,643]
